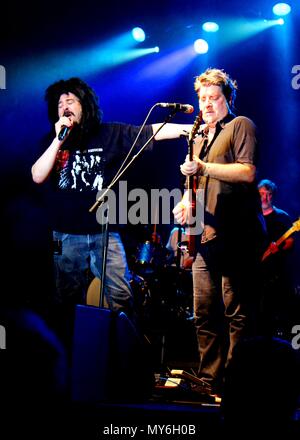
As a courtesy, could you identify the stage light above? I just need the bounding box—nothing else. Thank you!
[202,22,219,32]
[272,3,291,16]
[132,27,146,42]
[277,18,285,25]
[194,39,209,54]
[154,46,160,53]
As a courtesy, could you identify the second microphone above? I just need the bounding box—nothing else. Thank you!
[157,102,194,114]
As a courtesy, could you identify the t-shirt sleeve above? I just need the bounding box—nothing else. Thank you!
[232,117,257,165]
[118,123,154,154]
[277,210,293,231]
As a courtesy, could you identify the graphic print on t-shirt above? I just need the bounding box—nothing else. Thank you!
[54,148,104,192]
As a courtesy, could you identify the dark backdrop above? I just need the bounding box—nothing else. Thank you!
[1,0,300,305]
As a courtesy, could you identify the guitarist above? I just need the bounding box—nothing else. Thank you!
[258,179,295,337]
[258,179,294,258]
[173,68,266,397]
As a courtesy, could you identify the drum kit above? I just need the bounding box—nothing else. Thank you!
[86,236,193,320]
[131,238,194,325]
[130,237,195,367]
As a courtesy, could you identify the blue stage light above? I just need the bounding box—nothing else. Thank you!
[272,3,291,16]
[132,27,146,42]
[202,22,219,32]
[194,39,209,54]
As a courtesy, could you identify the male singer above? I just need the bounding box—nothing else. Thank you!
[31,77,192,327]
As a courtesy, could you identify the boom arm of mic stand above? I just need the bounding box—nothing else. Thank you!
[89,109,178,213]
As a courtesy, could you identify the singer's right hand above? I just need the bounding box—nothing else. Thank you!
[173,201,188,225]
[55,116,73,139]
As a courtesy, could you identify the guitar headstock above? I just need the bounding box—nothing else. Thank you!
[189,111,202,142]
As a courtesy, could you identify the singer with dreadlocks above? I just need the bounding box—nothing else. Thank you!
[31,77,191,345]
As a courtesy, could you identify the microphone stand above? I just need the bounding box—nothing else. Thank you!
[175,226,183,270]
[99,206,109,308]
[88,107,181,310]
[89,109,179,213]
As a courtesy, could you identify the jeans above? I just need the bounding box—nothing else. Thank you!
[52,231,133,313]
[192,239,258,390]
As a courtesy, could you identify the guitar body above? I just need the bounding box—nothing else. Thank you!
[261,218,300,262]
[186,173,197,256]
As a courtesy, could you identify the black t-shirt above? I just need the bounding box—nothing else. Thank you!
[44,122,154,234]
[264,206,292,243]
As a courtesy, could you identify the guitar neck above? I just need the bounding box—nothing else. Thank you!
[186,113,202,257]
[275,227,295,247]
[187,140,194,191]
[262,220,299,262]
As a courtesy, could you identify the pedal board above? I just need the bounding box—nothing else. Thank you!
[170,369,203,385]
[170,369,221,403]
[163,377,184,388]
[153,372,221,404]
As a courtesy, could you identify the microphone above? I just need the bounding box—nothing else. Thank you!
[157,102,194,114]
[58,111,73,141]
[58,125,71,141]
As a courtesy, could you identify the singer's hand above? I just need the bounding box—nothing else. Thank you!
[180,154,205,176]
[55,116,73,139]
[173,201,188,225]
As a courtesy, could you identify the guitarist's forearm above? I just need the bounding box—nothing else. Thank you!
[201,162,256,183]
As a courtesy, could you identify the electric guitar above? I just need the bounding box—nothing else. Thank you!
[261,218,300,262]
[186,112,202,256]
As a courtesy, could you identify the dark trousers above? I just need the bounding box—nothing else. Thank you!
[192,239,260,389]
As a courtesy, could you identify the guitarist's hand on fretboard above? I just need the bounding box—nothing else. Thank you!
[180,154,206,176]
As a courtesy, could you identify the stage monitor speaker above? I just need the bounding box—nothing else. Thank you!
[71,305,153,403]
